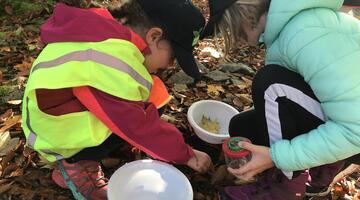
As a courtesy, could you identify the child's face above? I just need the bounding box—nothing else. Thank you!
[243,13,267,46]
[143,28,175,73]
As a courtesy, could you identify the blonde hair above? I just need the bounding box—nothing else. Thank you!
[215,0,270,53]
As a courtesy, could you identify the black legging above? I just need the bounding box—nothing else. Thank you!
[229,65,359,178]
[230,65,326,147]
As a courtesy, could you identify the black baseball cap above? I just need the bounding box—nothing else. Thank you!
[137,0,205,80]
[200,0,237,39]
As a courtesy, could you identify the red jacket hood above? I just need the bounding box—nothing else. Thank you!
[41,3,149,53]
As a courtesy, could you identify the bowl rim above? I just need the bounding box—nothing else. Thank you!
[107,159,193,199]
[187,100,239,139]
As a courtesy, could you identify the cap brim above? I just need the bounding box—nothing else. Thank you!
[200,13,223,39]
[201,0,237,39]
[172,42,201,80]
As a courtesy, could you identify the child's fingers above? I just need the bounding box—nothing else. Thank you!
[227,167,240,176]
[227,161,253,176]
[238,142,258,152]
[230,167,262,181]
[237,169,262,181]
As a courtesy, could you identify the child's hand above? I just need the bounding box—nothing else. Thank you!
[227,142,274,181]
[186,149,212,173]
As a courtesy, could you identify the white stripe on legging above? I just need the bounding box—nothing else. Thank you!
[265,83,326,144]
[264,83,326,179]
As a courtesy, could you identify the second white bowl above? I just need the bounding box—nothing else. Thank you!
[187,100,239,144]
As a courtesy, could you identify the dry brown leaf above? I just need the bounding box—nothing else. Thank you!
[36,155,55,169]
[241,76,253,86]
[0,131,20,156]
[101,158,121,169]
[0,115,21,133]
[161,114,178,124]
[174,84,188,92]
[196,91,208,98]
[235,84,248,90]
[14,58,34,77]
[4,6,13,15]
[23,146,34,157]
[9,167,23,178]
[1,149,15,170]
[235,94,253,105]
[196,81,207,88]
[207,85,224,96]
[233,97,244,108]
[0,109,14,123]
[2,163,18,178]
[225,93,235,98]
[0,47,11,52]
[0,181,15,193]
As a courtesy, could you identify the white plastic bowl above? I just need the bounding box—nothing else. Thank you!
[107,159,193,200]
[187,100,239,144]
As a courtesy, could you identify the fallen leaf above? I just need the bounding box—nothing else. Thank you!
[1,150,15,172]
[2,163,18,178]
[233,97,244,108]
[22,146,34,157]
[4,6,13,15]
[0,131,10,150]
[207,85,224,96]
[161,114,178,124]
[14,154,26,166]
[174,84,188,93]
[0,181,15,193]
[235,94,253,105]
[0,109,14,123]
[241,76,253,86]
[14,59,33,77]
[101,158,121,168]
[36,155,54,169]
[196,81,207,88]
[0,131,20,156]
[0,115,21,133]
[9,167,23,178]
[0,47,11,52]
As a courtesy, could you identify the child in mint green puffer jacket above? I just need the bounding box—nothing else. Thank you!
[202,0,360,199]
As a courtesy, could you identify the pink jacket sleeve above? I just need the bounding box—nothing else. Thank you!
[72,86,195,164]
